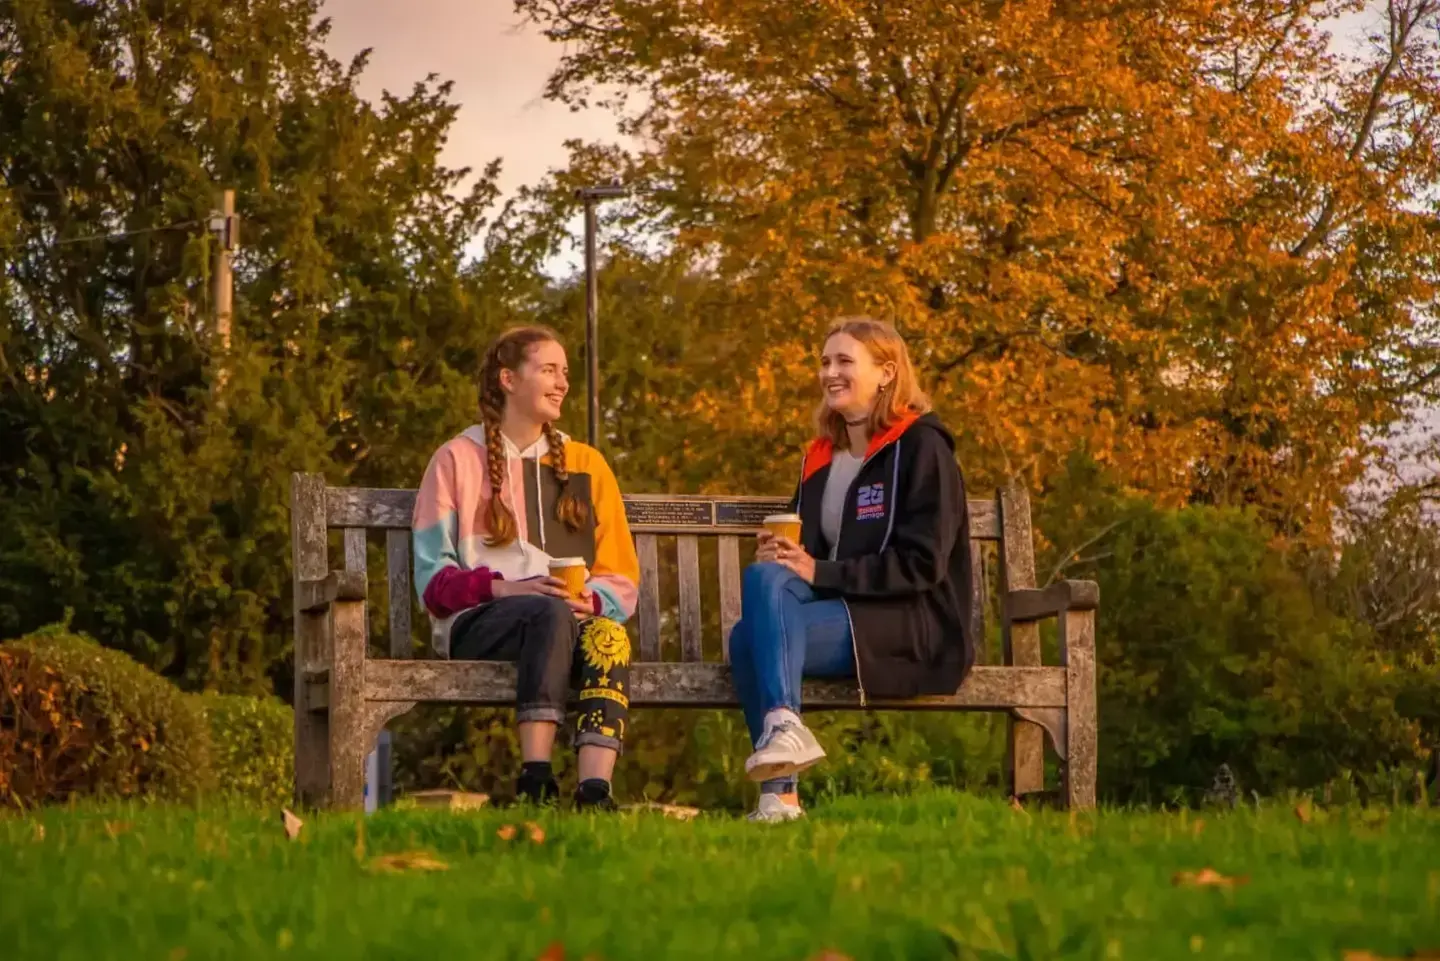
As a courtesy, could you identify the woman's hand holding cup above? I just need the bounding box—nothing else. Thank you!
[492,576,569,600]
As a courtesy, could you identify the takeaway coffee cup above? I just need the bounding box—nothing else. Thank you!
[548,557,588,598]
[763,513,802,544]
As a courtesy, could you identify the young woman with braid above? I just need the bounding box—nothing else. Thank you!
[412,326,640,810]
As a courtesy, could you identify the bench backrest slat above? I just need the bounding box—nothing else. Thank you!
[324,488,1002,540]
[385,530,412,658]
[344,528,367,575]
[676,535,704,662]
[636,534,663,660]
[716,535,742,663]
[303,481,1021,668]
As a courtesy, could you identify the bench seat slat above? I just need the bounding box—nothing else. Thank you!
[362,661,1066,709]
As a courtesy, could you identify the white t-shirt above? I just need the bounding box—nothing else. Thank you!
[820,450,865,560]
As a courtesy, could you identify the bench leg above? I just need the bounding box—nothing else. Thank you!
[1007,718,1047,798]
[1061,608,1098,810]
[329,595,368,809]
[294,608,333,808]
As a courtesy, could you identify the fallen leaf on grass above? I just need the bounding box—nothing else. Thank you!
[497,824,518,841]
[104,820,132,839]
[1009,796,1027,815]
[31,822,44,842]
[367,850,449,874]
[1192,818,1206,837]
[406,789,490,811]
[620,802,701,820]
[281,809,303,841]
[525,821,546,844]
[1343,951,1440,960]
[807,951,854,961]
[536,942,566,961]
[1173,868,1249,888]
[1295,799,1313,824]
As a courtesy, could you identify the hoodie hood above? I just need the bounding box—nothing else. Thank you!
[802,409,951,481]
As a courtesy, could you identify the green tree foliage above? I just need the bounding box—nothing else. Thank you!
[0,0,512,690]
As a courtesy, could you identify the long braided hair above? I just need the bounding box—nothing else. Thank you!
[478,326,589,548]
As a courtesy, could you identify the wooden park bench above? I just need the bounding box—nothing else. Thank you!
[289,473,1099,811]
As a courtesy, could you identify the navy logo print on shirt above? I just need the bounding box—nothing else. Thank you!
[856,482,886,520]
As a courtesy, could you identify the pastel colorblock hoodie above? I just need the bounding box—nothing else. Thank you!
[412,425,640,652]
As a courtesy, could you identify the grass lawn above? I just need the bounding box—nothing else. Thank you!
[2,791,1438,961]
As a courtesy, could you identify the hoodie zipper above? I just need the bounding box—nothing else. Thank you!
[831,441,896,709]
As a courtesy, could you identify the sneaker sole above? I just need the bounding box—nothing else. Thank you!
[744,746,827,783]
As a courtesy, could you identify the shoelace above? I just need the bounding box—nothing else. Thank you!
[758,720,802,751]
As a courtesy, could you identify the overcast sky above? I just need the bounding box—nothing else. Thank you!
[321,0,623,270]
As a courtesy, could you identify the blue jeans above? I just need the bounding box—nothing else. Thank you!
[727,562,856,795]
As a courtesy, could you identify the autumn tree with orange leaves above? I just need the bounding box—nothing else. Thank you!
[514,0,1440,536]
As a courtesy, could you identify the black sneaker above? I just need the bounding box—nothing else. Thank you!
[515,773,561,806]
[574,778,618,812]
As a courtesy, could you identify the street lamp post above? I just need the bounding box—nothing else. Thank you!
[575,184,628,449]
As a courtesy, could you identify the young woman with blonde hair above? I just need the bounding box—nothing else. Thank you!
[412,326,639,810]
[728,316,975,821]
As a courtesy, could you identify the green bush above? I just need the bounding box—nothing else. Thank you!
[1037,459,1435,804]
[195,692,293,808]
[0,626,212,808]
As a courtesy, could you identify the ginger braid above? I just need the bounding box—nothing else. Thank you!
[477,325,586,547]
[542,420,590,532]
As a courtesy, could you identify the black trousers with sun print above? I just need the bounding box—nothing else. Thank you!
[450,595,631,752]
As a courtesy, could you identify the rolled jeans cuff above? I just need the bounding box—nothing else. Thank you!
[516,705,565,725]
[574,730,623,754]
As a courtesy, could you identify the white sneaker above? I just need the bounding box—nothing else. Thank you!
[747,793,805,823]
[744,718,827,782]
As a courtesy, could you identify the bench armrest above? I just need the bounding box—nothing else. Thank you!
[296,571,368,613]
[1005,579,1099,624]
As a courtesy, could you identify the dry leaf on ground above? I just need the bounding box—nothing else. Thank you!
[525,821,546,844]
[1295,800,1314,824]
[104,820,132,839]
[536,942,566,961]
[1173,868,1249,888]
[621,802,701,820]
[1009,796,1027,814]
[367,850,449,874]
[31,822,44,842]
[1192,819,1206,837]
[281,809,303,841]
[407,789,490,811]
[497,824,518,841]
[807,951,855,961]
[1343,951,1440,960]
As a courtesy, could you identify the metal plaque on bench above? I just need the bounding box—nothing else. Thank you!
[714,500,788,529]
[623,499,714,528]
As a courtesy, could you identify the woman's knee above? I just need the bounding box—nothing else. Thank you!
[578,616,632,676]
[742,561,791,600]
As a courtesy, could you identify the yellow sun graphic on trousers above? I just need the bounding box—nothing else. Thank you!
[580,618,631,674]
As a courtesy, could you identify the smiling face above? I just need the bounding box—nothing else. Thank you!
[500,338,569,424]
[820,331,896,421]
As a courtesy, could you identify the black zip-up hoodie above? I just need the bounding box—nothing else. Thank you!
[794,411,974,701]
